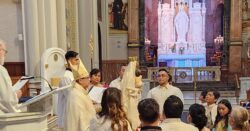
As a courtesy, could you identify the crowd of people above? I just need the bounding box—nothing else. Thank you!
[0,41,250,131]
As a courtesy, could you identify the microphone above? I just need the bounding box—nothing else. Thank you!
[20,76,35,80]
[20,76,53,91]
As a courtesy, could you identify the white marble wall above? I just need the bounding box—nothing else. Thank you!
[108,34,128,60]
[0,0,24,62]
[239,77,250,100]
[21,0,99,75]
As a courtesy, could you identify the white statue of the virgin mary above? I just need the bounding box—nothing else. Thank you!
[174,4,189,43]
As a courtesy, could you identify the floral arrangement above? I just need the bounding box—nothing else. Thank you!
[180,47,184,54]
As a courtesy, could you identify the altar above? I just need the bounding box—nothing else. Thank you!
[158,54,206,67]
[157,0,206,67]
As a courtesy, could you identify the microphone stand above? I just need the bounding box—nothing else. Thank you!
[37,76,53,92]
[21,76,53,91]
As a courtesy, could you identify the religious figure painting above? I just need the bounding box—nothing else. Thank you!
[108,0,128,33]
[243,0,250,20]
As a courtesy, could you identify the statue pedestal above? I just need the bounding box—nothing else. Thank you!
[158,54,206,67]
[0,112,47,131]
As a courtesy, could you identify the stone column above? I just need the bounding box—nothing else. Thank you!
[65,0,79,52]
[171,0,174,8]
[201,3,206,42]
[229,0,242,73]
[189,0,193,8]
[128,0,140,57]
[22,0,41,76]
[78,0,99,70]
[56,0,67,51]
[44,0,58,48]
[22,0,60,75]
[92,0,99,68]
[158,3,162,44]
[36,0,59,52]
[37,0,46,52]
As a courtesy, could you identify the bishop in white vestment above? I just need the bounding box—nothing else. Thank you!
[63,59,95,131]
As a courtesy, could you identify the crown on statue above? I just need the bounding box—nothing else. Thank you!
[70,58,89,80]
[128,56,138,62]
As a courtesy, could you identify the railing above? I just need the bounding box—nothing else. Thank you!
[193,66,221,81]
[147,66,221,82]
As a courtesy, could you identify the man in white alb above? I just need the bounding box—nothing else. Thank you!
[57,51,79,128]
[0,39,22,114]
[109,65,126,90]
[147,68,184,115]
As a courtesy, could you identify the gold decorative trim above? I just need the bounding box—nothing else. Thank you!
[128,43,142,47]
[128,56,138,62]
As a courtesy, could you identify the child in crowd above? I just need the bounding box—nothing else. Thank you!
[205,89,220,130]
[213,99,232,131]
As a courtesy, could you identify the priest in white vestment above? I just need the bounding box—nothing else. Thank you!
[109,65,126,90]
[0,40,21,114]
[63,59,95,131]
[121,57,142,130]
[57,51,79,128]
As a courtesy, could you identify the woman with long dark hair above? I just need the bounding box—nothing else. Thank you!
[188,104,209,131]
[214,99,232,131]
[89,87,132,131]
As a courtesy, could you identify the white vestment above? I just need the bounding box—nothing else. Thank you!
[205,103,217,128]
[109,77,122,90]
[64,83,95,131]
[57,69,74,128]
[0,65,20,114]
[147,84,184,115]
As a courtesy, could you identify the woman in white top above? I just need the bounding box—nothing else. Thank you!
[89,87,132,131]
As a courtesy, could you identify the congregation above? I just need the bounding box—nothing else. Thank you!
[1,41,250,131]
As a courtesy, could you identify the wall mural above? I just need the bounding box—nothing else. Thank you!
[108,0,128,33]
[243,0,250,20]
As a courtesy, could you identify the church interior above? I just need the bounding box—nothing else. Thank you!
[0,0,250,130]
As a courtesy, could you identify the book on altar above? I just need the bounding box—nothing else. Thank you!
[88,86,106,104]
